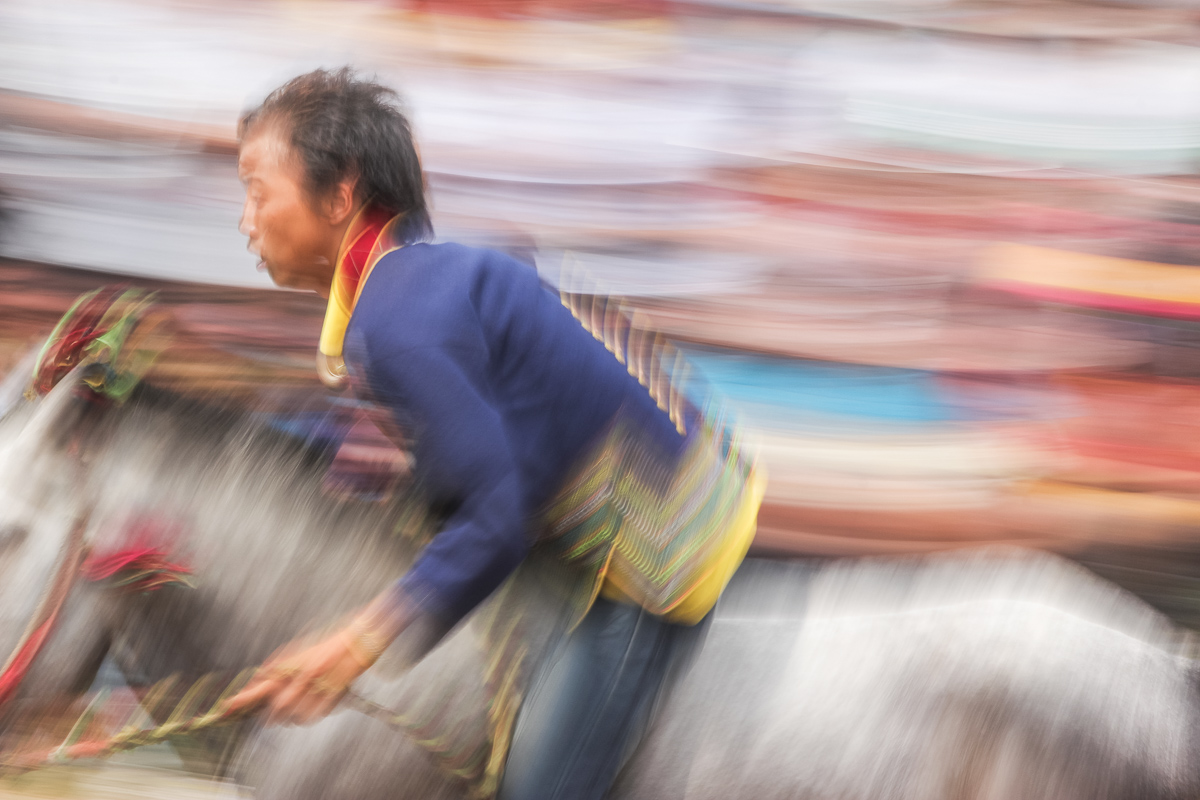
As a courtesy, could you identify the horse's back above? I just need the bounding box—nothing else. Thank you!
[617,550,1199,800]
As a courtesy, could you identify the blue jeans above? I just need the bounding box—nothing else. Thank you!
[497,597,687,800]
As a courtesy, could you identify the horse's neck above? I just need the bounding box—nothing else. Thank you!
[89,394,420,675]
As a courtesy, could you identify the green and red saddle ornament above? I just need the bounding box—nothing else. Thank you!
[27,285,162,403]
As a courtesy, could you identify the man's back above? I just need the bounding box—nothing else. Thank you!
[347,241,686,514]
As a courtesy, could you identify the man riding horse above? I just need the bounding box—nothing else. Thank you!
[225,67,763,800]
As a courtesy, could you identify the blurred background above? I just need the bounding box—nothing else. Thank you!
[7,0,1200,627]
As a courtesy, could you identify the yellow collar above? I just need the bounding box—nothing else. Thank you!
[317,205,405,389]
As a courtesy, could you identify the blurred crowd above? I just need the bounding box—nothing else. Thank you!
[6,0,1200,620]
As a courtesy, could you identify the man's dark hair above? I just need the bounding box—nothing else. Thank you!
[240,67,432,242]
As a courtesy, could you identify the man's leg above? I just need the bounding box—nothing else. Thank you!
[497,597,678,800]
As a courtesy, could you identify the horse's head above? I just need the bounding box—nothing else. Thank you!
[0,364,118,719]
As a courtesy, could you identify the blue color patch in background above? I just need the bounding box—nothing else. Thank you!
[681,347,962,424]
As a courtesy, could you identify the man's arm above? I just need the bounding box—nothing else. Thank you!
[367,340,529,624]
[226,338,529,724]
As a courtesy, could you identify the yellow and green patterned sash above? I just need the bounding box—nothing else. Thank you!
[542,290,764,626]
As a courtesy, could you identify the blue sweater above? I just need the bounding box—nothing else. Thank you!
[344,243,685,623]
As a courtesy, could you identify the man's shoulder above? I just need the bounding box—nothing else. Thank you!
[374,240,535,276]
[369,241,544,309]
[355,241,539,339]
[365,242,478,301]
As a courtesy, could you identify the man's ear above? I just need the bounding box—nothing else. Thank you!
[325,178,358,225]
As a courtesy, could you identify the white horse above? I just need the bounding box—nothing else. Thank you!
[0,366,1196,800]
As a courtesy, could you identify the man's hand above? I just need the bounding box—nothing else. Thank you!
[223,590,415,726]
[223,627,370,726]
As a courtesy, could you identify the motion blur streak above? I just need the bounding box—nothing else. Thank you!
[5,0,1200,798]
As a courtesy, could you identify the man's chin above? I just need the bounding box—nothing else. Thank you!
[261,261,324,295]
[262,262,293,289]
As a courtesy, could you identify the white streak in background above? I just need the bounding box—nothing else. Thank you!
[405,74,735,184]
[0,133,259,286]
[756,429,1045,510]
[0,0,352,121]
[535,248,767,298]
[789,34,1200,172]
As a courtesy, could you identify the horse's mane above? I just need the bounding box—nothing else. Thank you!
[108,382,337,479]
[63,377,427,582]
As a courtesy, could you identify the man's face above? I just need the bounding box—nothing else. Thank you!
[238,126,338,296]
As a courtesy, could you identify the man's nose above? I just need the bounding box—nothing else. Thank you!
[239,199,256,238]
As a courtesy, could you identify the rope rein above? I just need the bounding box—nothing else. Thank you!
[0,669,422,777]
